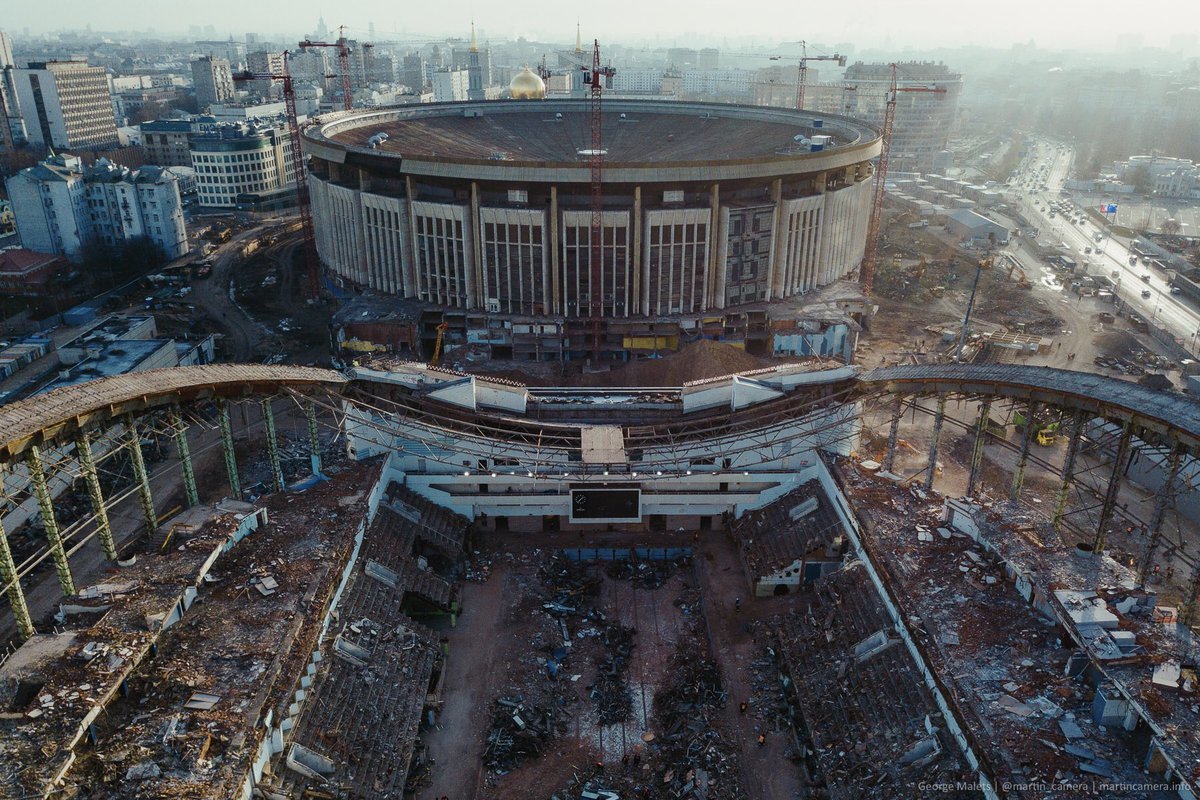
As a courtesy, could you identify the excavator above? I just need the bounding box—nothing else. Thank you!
[1006,258,1033,289]
[430,322,449,366]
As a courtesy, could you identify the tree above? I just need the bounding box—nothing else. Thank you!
[1129,163,1152,195]
[1162,218,1182,236]
[128,102,167,126]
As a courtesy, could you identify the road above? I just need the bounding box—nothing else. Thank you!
[189,224,285,362]
[1002,138,1200,354]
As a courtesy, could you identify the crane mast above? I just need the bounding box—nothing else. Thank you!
[583,41,615,365]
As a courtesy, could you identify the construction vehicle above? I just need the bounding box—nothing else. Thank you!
[1014,409,1060,446]
[430,322,449,366]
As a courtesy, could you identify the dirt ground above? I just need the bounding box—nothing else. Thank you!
[418,530,807,800]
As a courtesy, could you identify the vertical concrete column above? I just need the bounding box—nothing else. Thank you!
[261,398,285,493]
[1010,402,1038,501]
[0,510,35,640]
[467,182,482,308]
[630,185,641,316]
[217,399,241,500]
[966,400,991,498]
[550,185,561,315]
[1093,421,1134,554]
[25,445,75,597]
[706,182,720,309]
[306,399,323,476]
[1139,442,1185,585]
[404,175,423,299]
[767,178,785,300]
[125,417,159,537]
[170,404,199,508]
[924,395,947,492]
[1053,411,1086,532]
[74,431,117,561]
[1181,560,1200,627]
[881,395,903,474]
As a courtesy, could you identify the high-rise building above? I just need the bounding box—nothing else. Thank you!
[432,69,469,102]
[400,54,426,91]
[836,61,962,175]
[245,51,285,98]
[13,61,119,151]
[0,30,26,147]
[698,48,720,70]
[189,117,296,208]
[4,153,188,260]
[191,55,235,110]
[466,24,484,101]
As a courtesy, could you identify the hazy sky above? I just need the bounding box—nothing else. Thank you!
[6,0,1198,51]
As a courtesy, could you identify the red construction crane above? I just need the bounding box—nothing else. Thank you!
[299,25,354,111]
[770,41,845,111]
[581,40,615,365]
[861,64,947,298]
[232,51,321,300]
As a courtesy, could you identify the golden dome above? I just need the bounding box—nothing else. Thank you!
[509,67,546,100]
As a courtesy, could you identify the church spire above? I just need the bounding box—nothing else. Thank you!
[470,20,479,53]
[575,22,583,53]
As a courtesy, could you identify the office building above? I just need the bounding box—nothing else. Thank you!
[13,61,119,150]
[191,56,235,110]
[190,117,295,208]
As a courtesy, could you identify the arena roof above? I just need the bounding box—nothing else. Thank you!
[305,100,880,174]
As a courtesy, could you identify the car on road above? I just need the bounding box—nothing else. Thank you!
[1141,274,1152,282]
[1142,289,1153,298]
[1171,287,1183,295]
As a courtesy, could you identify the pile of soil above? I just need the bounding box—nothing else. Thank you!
[579,339,778,387]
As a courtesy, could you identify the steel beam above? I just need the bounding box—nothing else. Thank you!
[966,399,991,497]
[1053,411,1086,532]
[1138,442,1184,584]
[924,395,947,492]
[262,398,285,492]
[0,506,35,640]
[75,431,116,561]
[126,418,158,537]
[306,398,322,476]
[881,395,903,474]
[171,404,199,508]
[1010,402,1038,501]
[1093,421,1134,554]
[218,398,241,499]
[1182,560,1200,627]
[25,445,75,597]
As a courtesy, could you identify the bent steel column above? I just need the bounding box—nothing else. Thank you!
[171,405,199,508]
[1010,402,1038,501]
[924,395,947,492]
[262,398,285,492]
[1139,442,1185,585]
[1053,411,1086,532]
[306,399,322,476]
[26,445,75,597]
[966,399,991,497]
[881,396,903,474]
[218,399,241,499]
[1093,421,1134,554]
[0,512,35,640]
[75,431,116,561]
[126,418,158,537]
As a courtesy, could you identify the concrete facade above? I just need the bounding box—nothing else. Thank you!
[13,61,118,150]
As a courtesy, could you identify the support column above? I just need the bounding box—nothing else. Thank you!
[966,399,991,497]
[1010,402,1038,501]
[1053,411,1086,532]
[217,399,241,500]
[262,398,285,493]
[881,395,903,474]
[1093,421,1134,554]
[75,431,116,561]
[171,405,199,508]
[1181,559,1200,627]
[126,417,158,537]
[924,395,947,492]
[306,399,322,476]
[0,512,35,640]
[26,445,75,597]
[1139,442,1184,585]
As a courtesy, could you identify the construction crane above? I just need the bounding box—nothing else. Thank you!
[299,25,354,111]
[861,63,947,297]
[430,322,449,366]
[582,41,615,364]
[954,248,996,361]
[232,51,321,300]
[771,41,845,111]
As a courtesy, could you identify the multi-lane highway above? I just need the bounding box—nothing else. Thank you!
[1004,138,1200,352]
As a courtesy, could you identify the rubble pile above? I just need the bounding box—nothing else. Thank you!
[484,696,564,772]
[590,621,636,724]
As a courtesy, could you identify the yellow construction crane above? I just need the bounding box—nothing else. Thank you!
[430,322,449,366]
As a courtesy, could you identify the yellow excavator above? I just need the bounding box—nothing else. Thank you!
[430,322,449,366]
[1007,259,1033,289]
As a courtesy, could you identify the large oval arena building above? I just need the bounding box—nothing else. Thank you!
[303,99,880,319]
